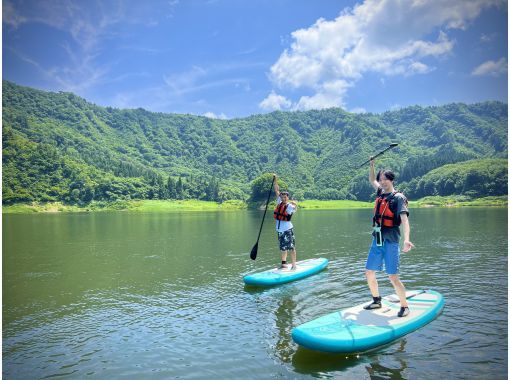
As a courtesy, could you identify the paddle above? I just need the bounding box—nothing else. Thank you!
[385,290,427,303]
[250,175,276,260]
[358,143,399,168]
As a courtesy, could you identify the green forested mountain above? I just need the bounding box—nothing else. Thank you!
[2,80,508,205]
[402,159,507,198]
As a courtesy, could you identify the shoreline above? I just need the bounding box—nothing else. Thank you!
[2,196,507,213]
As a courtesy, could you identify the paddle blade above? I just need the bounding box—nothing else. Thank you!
[250,242,258,260]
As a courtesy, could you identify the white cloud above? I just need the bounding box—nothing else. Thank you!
[3,1,27,28]
[480,33,497,43]
[408,61,433,75]
[350,107,367,114]
[262,0,499,111]
[203,112,228,119]
[471,58,508,77]
[295,79,351,111]
[163,62,260,96]
[164,66,208,94]
[3,0,179,93]
[259,91,292,111]
[3,0,119,93]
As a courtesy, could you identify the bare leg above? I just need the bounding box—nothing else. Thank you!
[389,274,408,307]
[290,248,297,270]
[365,270,380,297]
[280,250,288,267]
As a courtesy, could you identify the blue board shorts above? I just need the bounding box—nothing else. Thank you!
[365,239,400,275]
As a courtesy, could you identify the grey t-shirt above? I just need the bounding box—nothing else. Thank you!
[373,190,409,243]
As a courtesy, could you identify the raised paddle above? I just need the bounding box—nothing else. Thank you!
[358,143,399,168]
[250,175,276,260]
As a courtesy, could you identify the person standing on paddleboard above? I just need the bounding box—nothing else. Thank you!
[364,159,415,317]
[273,174,298,270]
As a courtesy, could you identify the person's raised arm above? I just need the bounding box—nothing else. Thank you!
[273,174,280,197]
[369,159,380,191]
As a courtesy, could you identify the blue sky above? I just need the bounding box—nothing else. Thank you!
[3,0,508,118]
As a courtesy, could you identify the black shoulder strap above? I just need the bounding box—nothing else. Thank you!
[386,191,397,209]
[388,191,407,223]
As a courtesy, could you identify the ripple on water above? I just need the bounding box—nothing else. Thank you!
[3,209,507,379]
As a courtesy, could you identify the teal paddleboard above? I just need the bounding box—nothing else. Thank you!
[243,258,328,286]
[292,289,444,353]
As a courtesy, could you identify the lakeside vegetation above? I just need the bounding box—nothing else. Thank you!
[2,200,246,213]
[3,81,507,207]
[409,195,508,208]
[3,196,506,213]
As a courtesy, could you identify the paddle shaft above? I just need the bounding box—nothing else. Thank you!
[358,143,398,168]
[254,176,276,244]
[386,290,427,303]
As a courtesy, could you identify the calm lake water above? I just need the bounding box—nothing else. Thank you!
[3,208,508,379]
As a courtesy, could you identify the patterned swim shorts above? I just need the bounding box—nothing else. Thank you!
[278,229,295,251]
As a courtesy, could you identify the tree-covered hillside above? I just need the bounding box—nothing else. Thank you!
[2,81,507,205]
[401,159,507,198]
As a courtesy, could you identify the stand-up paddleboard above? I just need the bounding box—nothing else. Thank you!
[292,290,444,353]
[243,258,328,286]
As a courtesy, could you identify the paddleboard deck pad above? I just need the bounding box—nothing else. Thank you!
[243,258,328,286]
[292,289,444,353]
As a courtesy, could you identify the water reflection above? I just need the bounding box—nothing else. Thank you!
[292,346,362,374]
[290,325,410,378]
[274,293,297,364]
[3,208,507,379]
[364,340,408,379]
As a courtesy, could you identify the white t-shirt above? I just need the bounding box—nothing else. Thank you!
[275,196,296,232]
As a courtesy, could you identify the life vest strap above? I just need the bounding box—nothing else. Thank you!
[274,202,292,222]
[373,191,399,227]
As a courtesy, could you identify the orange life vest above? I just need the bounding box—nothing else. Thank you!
[373,192,400,228]
[274,202,292,221]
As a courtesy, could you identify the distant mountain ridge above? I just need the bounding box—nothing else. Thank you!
[2,80,507,204]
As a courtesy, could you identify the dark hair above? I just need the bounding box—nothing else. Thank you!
[376,169,395,182]
[280,191,289,196]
